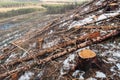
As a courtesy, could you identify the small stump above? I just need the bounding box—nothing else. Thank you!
[75,49,101,71]
[79,49,96,59]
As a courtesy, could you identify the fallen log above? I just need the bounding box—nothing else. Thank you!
[9,0,106,47]
[3,31,100,66]
[67,13,120,36]
[1,11,120,63]
[74,26,120,30]
[29,12,120,43]
[37,30,120,64]
[0,29,119,79]
[12,17,72,49]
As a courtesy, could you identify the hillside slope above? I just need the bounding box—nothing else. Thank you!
[0,0,120,80]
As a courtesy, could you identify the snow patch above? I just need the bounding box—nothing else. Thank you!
[68,21,81,29]
[29,42,37,49]
[86,77,97,80]
[110,66,116,72]
[5,53,17,62]
[107,58,117,63]
[68,15,95,29]
[72,70,85,79]
[43,38,60,48]
[37,70,44,78]
[70,14,74,18]
[84,6,89,11]
[48,30,53,34]
[95,71,106,78]
[19,71,34,80]
[95,0,102,5]
[82,15,94,23]
[72,70,80,77]
[113,51,120,57]
[63,54,75,64]
[97,12,119,21]
[21,52,28,58]
[116,63,120,70]
[60,54,76,75]
[59,22,67,28]
[68,11,120,30]
[97,14,107,21]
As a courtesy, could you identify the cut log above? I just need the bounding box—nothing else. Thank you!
[74,26,120,30]
[3,31,101,66]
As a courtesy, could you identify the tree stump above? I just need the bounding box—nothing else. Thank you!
[75,49,101,71]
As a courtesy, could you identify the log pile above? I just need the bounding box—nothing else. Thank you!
[0,0,120,79]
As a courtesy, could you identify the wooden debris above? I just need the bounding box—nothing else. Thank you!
[74,25,120,29]
[0,0,120,79]
[10,42,28,52]
[0,30,119,79]
[3,31,101,67]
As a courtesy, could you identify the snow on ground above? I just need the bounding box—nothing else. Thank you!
[95,71,106,78]
[60,54,76,75]
[48,30,54,34]
[113,51,120,57]
[116,63,120,70]
[110,66,116,72]
[37,70,44,78]
[95,0,105,6]
[19,71,34,80]
[0,30,26,49]
[60,37,120,79]
[68,15,95,29]
[20,52,28,58]
[83,6,90,12]
[68,11,120,29]
[42,38,60,48]
[86,77,97,80]
[5,53,17,62]
[95,1,102,5]
[72,70,85,79]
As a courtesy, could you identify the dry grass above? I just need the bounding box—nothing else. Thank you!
[43,0,88,2]
[0,6,44,12]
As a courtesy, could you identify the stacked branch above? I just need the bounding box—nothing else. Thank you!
[3,31,100,66]
[11,0,109,46]
[0,14,119,65]
[0,29,119,79]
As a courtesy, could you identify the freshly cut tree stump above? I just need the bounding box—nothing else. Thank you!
[79,49,96,59]
[75,49,100,71]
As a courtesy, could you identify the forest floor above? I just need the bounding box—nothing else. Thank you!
[0,0,120,80]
